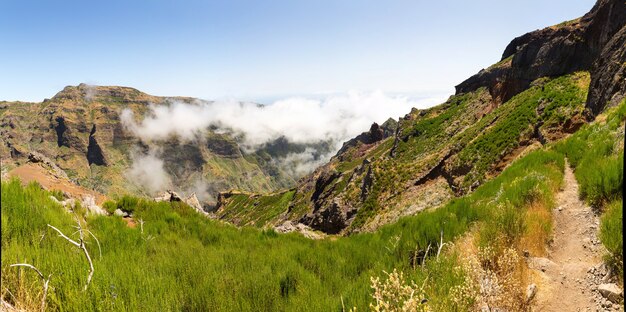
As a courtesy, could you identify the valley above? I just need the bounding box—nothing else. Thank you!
[1,0,624,311]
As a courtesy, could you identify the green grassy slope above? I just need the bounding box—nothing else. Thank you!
[1,141,566,311]
[217,72,590,232]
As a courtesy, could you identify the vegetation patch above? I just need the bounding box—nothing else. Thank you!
[1,145,565,310]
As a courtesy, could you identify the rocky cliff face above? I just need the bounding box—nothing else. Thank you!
[0,84,310,205]
[455,0,625,116]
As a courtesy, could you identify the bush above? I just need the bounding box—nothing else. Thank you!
[116,195,140,213]
[576,153,623,207]
[102,200,117,214]
[49,189,65,201]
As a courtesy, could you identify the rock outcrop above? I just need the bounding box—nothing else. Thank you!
[154,190,183,202]
[598,283,623,303]
[81,194,107,215]
[155,190,207,215]
[299,198,357,234]
[184,193,206,215]
[335,122,389,157]
[586,24,626,115]
[28,151,69,180]
[274,221,323,240]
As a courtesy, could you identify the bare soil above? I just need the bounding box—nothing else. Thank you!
[8,163,107,205]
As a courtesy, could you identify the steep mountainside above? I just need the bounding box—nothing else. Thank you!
[216,0,625,234]
[0,85,325,206]
[456,0,625,116]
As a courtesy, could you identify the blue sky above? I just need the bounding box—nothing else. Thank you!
[1,0,595,103]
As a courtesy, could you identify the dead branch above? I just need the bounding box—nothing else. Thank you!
[47,224,79,248]
[10,264,52,312]
[47,218,97,291]
[422,243,432,267]
[39,231,46,244]
[341,295,345,312]
[85,229,102,260]
[436,230,446,259]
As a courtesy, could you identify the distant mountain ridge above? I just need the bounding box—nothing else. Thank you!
[0,84,333,206]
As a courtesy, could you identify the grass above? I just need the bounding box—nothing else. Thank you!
[1,144,566,311]
[600,200,623,283]
[458,72,588,189]
[217,190,296,227]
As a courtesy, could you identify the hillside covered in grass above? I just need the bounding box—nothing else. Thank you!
[1,139,569,311]
[215,0,625,235]
[1,0,624,310]
[3,101,623,311]
[217,72,591,233]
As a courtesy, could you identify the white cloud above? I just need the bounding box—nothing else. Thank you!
[273,148,329,177]
[121,90,444,150]
[126,149,171,194]
[120,90,446,193]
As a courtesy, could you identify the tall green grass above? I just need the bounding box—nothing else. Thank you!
[600,200,623,282]
[1,149,565,311]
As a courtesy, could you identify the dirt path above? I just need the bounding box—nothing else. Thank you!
[529,161,615,311]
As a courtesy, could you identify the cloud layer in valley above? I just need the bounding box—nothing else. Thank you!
[121,90,444,149]
[126,148,172,194]
[121,90,446,195]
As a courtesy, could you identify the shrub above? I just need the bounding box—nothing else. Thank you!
[576,153,623,207]
[50,189,65,201]
[369,269,428,312]
[102,200,117,214]
[279,271,299,298]
[116,195,140,213]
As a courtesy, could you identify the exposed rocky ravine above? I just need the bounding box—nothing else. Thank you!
[335,122,390,157]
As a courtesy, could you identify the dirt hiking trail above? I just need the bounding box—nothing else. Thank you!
[529,161,621,311]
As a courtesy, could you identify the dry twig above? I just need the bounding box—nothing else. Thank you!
[47,218,98,291]
[10,264,52,312]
